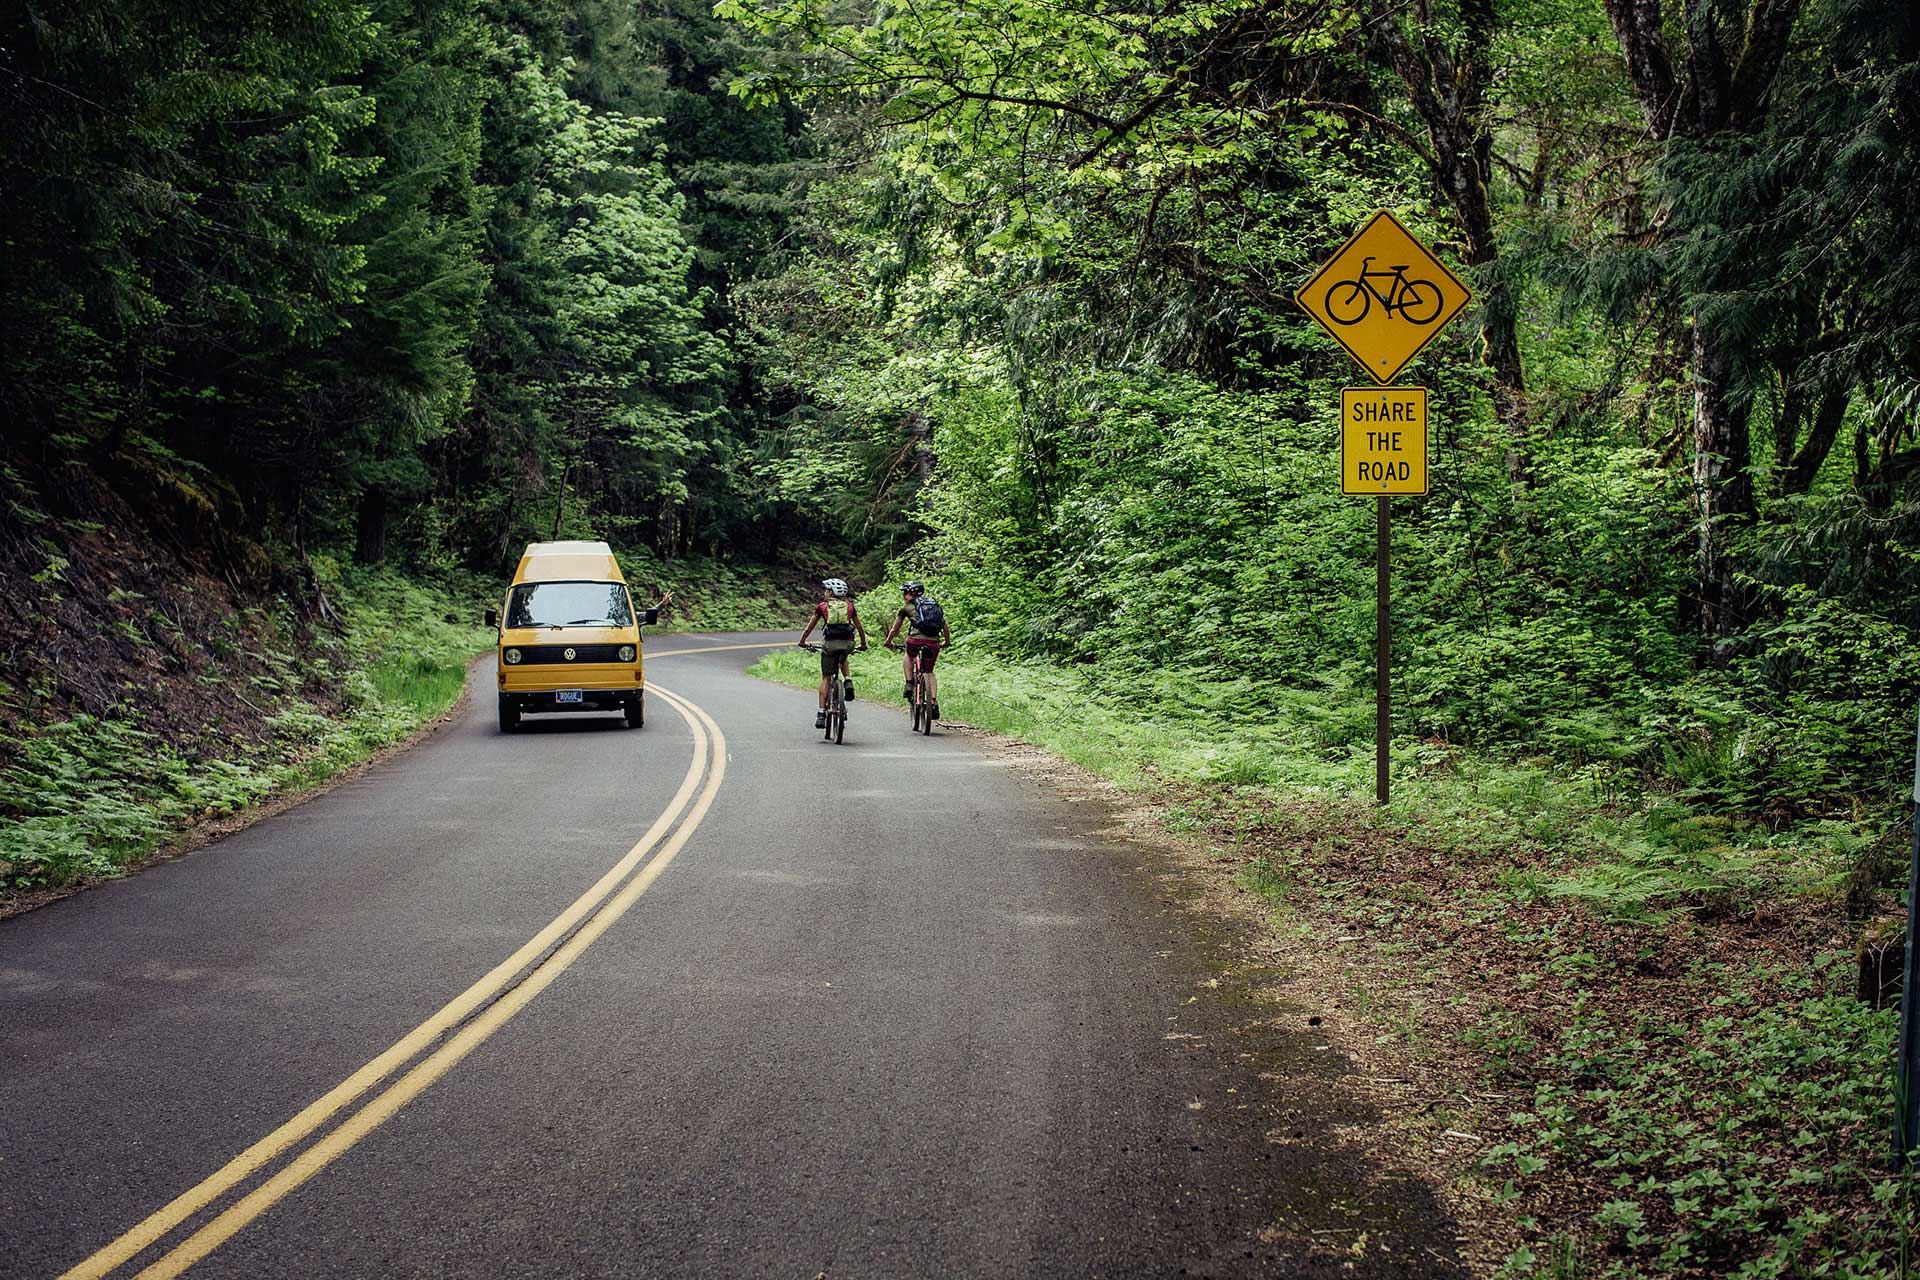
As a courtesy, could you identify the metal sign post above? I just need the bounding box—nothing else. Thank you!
[1897,708,1920,1167]
[1376,496,1391,805]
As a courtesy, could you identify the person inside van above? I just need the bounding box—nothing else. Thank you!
[796,578,868,728]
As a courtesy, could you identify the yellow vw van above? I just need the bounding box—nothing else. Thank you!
[485,540,658,733]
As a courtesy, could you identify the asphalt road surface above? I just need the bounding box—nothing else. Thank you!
[0,634,1465,1278]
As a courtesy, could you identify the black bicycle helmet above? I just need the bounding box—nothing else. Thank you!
[901,580,925,596]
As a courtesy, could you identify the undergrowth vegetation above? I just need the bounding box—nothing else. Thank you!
[1486,958,1914,1278]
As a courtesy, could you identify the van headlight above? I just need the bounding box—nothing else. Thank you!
[618,645,636,662]
[503,648,522,664]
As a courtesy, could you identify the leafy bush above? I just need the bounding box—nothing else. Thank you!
[1486,956,1916,1278]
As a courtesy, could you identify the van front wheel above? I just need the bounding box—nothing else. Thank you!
[498,695,520,734]
[624,695,644,729]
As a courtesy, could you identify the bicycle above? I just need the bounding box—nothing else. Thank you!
[1324,256,1443,326]
[800,643,850,744]
[887,640,941,736]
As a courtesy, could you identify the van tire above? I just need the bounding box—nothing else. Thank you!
[498,695,520,734]
[624,695,643,729]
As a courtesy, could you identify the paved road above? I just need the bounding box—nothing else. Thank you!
[0,635,1463,1278]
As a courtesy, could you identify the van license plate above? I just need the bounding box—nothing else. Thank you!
[555,690,583,704]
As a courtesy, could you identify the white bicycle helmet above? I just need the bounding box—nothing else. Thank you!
[823,578,849,597]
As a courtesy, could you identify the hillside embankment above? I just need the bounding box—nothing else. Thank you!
[0,450,489,909]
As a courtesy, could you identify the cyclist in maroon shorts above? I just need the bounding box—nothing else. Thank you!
[882,580,952,721]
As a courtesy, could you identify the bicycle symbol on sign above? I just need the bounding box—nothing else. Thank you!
[1323,256,1444,327]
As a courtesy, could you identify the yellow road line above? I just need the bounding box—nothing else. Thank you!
[645,640,792,659]
[64,686,722,1280]
[131,686,728,1279]
[130,687,728,1278]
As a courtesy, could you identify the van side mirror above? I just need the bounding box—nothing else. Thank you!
[484,608,498,628]
[641,607,660,627]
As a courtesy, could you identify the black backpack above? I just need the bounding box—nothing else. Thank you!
[910,596,945,636]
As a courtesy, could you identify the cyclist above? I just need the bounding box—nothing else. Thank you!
[796,578,868,729]
[882,580,951,722]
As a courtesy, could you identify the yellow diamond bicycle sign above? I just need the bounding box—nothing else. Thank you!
[1295,210,1473,385]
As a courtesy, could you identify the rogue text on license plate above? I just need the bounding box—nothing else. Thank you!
[555,690,583,704]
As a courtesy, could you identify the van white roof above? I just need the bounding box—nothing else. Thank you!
[513,540,624,585]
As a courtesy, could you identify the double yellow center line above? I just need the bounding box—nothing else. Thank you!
[66,677,734,1279]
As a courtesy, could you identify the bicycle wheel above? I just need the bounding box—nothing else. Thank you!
[1395,278,1442,325]
[834,704,845,744]
[1324,279,1370,325]
[912,696,925,734]
[920,699,934,734]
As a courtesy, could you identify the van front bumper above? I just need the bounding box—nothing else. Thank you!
[498,662,644,695]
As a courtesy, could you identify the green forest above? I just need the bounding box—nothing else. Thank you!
[4,0,1919,1272]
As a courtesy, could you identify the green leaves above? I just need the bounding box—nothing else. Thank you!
[1477,961,1917,1276]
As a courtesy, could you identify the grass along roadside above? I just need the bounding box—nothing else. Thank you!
[750,641,1919,1277]
[0,565,492,907]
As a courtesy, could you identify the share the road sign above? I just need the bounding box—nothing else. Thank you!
[1295,211,1472,385]
[1341,387,1428,496]
[1296,212,1466,808]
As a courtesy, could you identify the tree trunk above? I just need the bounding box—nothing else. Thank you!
[1778,385,1847,496]
[354,488,388,566]
[1369,0,1533,492]
[1691,325,1756,637]
[1771,366,1806,474]
[497,491,518,570]
[1854,400,1920,510]
[907,409,935,483]
[94,337,147,463]
[1471,253,1533,493]
[1436,103,1533,488]
[653,494,681,558]
[1603,0,1804,638]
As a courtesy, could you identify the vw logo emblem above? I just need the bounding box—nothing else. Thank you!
[563,647,576,661]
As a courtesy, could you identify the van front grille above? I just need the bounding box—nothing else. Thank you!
[514,644,627,665]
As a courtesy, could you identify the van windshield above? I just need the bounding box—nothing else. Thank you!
[505,581,633,629]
